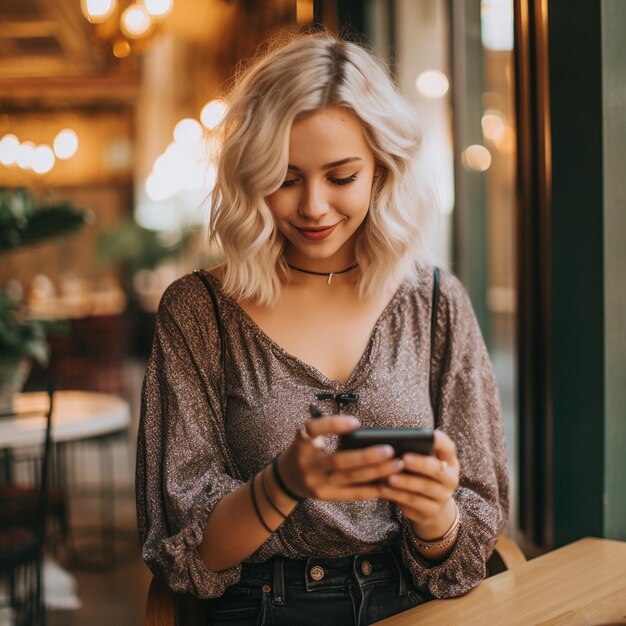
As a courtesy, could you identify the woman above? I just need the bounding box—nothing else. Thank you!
[136,32,509,625]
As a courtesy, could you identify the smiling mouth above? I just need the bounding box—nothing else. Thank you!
[294,224,339,240]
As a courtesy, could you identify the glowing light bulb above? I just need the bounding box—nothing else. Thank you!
[32,145,56,174]
[120,4,152,38]
[17,141,36,169]
[200,100,228,130]
[146,172,176,201]
[145,0,173,20]
[173,118,203,145]
[54,129,79,159]
[481,110,506,141]
[0,134,20,166]
[462,145,492,171]
[415,70,449,99]
[81,0,117,23]
[112,39,131,58]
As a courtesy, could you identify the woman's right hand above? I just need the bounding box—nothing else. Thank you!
[277,415,404,501]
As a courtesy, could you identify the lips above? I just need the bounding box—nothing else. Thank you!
[294,224,338,240]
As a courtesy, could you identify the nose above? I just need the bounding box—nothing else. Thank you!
[298,181,329,221]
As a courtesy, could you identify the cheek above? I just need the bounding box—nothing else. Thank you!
[265,194,289,221]
[343,179,374,210]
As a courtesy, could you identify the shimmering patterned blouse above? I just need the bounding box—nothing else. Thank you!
[136,266,509,600]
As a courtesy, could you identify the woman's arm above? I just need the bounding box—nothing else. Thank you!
[199,465,296,572]
[391,271,509,598]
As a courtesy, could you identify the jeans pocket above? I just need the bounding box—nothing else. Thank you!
[210,582,264,624]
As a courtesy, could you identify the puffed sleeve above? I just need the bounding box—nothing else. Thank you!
[136,275,244,598]
[400,270,510,598]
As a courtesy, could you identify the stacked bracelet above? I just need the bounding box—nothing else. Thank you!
[260,469,287,519]
[408,502,461,552]
[250,474,273,534]
[272,457,305,502]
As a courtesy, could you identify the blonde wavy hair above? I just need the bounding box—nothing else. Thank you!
[209,31,434,306]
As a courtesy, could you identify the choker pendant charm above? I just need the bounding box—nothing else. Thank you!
[327,272,334,285]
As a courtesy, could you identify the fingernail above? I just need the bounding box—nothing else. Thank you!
[309,404,322,418]
[388,475,400,485]
[347,416,360,425]
[380,445,394,457]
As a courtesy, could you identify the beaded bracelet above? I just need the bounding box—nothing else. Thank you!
[408,502,461,552]
[272,457,305,502]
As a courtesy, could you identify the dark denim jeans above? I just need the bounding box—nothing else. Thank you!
[208,546,430,625]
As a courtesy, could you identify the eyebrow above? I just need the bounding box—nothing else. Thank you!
[287,157,363,171]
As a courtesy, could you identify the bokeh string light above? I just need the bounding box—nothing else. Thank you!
[0,128,78,175]
[137,99,227,231]
[81,0,174,57]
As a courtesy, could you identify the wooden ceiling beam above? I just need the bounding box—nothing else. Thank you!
[0,74,141,107]
[0,20,58,38]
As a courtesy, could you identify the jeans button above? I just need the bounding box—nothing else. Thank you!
[310,565,325,581]
[361,560,372,576]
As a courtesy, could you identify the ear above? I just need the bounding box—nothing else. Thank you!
[373,165,382,180]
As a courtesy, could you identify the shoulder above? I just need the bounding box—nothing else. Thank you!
[157,270,223,331]
[159,271,206,312]
[437,268,473,316]
[432,268,484,348]
[402,265,477,329]
[401,264,468,305]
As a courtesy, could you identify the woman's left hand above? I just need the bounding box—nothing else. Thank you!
[380,429,460,539]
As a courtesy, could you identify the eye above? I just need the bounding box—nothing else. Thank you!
[280,178,298,189]
[330,173,358,186]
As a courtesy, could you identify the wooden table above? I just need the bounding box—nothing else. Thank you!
[377,538,626,625]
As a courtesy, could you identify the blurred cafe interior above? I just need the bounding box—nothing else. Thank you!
[0,0,624,624]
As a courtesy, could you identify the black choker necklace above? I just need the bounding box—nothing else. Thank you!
[287,262,359,285]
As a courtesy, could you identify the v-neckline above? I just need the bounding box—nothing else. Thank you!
[201,271,408,388]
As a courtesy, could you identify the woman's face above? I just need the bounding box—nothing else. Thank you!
[266,106,378,272]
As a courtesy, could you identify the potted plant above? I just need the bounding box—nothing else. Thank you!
[0,187,87,410]
[0,292,48,410]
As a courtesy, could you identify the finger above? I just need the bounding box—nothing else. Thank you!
[304,415,360,438]
[379,485,442,514]
[402,453,458,488]
[326,445,396,471]
[386,472,450,501]
[330,457,404,486]
[432,429,458,465]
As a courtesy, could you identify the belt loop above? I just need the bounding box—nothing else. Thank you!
[389,548,408,596]
[272,557,285,605]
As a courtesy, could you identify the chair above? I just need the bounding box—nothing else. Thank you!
[0,386,55,626]
[144,535,527,626]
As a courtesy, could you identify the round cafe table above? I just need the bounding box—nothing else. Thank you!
[0,390,130,449]
[0,390,132,569]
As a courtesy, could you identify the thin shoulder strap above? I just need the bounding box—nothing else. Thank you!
[193,270,227,382]
[429,267,440,416]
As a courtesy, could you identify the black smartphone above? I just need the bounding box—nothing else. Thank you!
[338,428,434,457]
